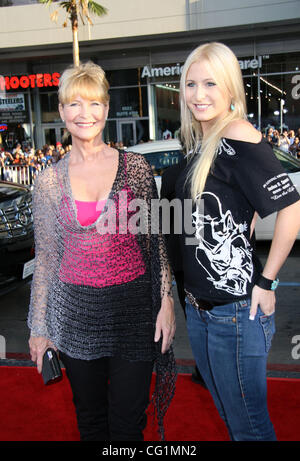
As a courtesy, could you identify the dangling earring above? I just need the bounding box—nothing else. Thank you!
[230,101,235,111]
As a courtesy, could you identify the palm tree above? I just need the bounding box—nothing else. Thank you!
[39,0,108,66]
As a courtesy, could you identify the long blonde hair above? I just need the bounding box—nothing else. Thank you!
[180,42,247,201]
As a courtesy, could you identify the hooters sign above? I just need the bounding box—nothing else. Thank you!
[0,72,60,91]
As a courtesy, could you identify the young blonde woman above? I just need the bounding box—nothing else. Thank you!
[176,42,300,441]
[28,62,176,441]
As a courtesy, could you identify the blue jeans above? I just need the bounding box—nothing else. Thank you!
[185,298,277,441]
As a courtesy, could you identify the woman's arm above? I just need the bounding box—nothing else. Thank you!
[249,200,300,319]
[250,212,258,238]
[154,263,176,354]
[222,120,300,319]
[28,168,57,372]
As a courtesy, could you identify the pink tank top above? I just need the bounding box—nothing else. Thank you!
[75,199,106,227]
[58,152,146,288]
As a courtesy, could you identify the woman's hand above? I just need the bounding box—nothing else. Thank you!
[29,336,56,373]
[154,295,176,354]
[249,201,300,320]
[249,285,276,320]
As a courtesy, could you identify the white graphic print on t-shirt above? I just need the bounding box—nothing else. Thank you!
[216,138,237,157]
[192,192,253,296]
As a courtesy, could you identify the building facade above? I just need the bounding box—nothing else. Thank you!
[0,0,300,149]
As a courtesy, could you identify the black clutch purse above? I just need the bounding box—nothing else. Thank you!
[42,348,62,385]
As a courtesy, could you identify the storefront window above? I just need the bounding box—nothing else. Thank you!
[260,72,300,133]
[104,118,149,146]
[105,68,141,87]
[103,120,117,144]
[258,52,300,74]
[243,72,300,134]
[134,119,149,144]
[109,86,148,119]
[0,91,30,148]
[40,91,59,123]
[140,62,182,140]
[244,75,259,128]
[30,93,35,123]
[155,82,180,140]
[239,52,300,138]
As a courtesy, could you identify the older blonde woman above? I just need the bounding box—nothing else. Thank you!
[28,62,176,441]
[175,42,300,441]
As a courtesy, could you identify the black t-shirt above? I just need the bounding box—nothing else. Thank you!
[175,137,300,303]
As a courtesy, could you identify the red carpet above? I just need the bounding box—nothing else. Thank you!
[0,366,300,441]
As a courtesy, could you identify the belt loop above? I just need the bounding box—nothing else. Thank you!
[239,299,249,308]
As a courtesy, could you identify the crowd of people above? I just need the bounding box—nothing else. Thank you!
[0,141,128,182]
[1,125,300,180]
[0,140,132,173]
[0,142,70,172]
[265,127,300,158]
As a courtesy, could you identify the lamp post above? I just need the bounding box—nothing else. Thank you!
[280,99,285,133]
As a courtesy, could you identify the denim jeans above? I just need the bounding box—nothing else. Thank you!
[185,298,277,441]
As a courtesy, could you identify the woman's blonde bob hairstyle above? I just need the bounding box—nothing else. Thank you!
[180,42,247,201]
[58,61,110,106]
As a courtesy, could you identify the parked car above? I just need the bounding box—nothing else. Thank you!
[255,146,300,240]
[128,139,300,240]
[0,180,34,296]
[128,139,183,195]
